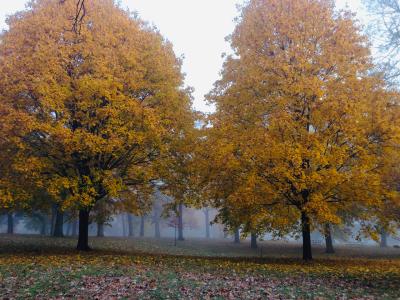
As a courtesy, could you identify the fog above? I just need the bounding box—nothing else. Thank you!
[2,188,399,248]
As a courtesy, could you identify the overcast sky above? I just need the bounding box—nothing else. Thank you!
[0,0,365,112]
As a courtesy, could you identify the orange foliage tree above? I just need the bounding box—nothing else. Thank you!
[0,0,193,250]
[206,0,400,260]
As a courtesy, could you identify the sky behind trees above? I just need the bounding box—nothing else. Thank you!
[0,0,364,112]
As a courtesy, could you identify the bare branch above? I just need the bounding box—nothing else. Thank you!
[60,0,86,35]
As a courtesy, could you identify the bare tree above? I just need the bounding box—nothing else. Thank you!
[364,0,400,82]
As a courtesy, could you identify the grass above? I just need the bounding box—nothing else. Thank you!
[0,234,399,299]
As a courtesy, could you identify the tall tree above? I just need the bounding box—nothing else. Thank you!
[127,213,135,237]
[177,203,184,241]
[7,212,14,234]
[0,0,192,250]
[24,211,49,235]
[52,204,64,237]
[151,191,164,239]
[250,233,258,249]
[92,197,114,238]
[234,228,240,244]
[207,0,399,260]
[324,224,335,253]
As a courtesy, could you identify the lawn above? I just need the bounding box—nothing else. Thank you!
[0,235,399,299]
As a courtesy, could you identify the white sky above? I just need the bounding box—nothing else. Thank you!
[0,0,365,112]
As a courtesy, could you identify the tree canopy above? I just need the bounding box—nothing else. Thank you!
[204,0,400,260]
[0,0,194,250]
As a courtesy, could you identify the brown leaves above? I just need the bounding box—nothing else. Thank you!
[1,235,400,299]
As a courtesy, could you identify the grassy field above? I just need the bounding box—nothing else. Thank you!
[0,235,399,299]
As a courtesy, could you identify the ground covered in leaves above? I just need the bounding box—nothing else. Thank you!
[0,235,399,299]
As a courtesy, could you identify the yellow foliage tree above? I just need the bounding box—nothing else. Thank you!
[206,0,400,260]
[0,0,193,250]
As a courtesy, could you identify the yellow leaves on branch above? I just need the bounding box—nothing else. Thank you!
[0,0,194,211]
[204,0,400,235]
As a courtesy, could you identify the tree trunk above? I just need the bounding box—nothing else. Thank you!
[178,203,184,241]
[301,211,312,261]
[205,209,210,239]
[251,233,258,249]
[7,212,14,234]
[45,214,52,235]
[50,205,56,235]
[324,223,335,253]
[140,215,145,237]
[380,229,388,248]
[234,228,240,243]
[53,208,64,237]
[152,205,161,238]
[97,222,104,237]
[154,218,160,238]
[127,213,134,237]
[76,209,91,251]
[122,214,127,237]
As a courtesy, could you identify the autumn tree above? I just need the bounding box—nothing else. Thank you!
[207,0,399,260]
[92,197,116,237]
[151,186,172,238]
[157,110,198,241]
[197,122,292,248]
[0,0,193,250]
[24,211,50,235]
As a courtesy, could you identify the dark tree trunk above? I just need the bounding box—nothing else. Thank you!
[47,214,54,235]
[178,203,184,241]
[121,214,127,237]
[152,205,161,238]
[53,208,64,237]
[76,209,91,251]
[50,205,56,235]
[380,229,388,248]
[324,223,335,253]
[301,211,312,261]
[97,222,104,237]
[205,209,210,239]
[234,228,240,243]
[140,215,145,237]
[7,213,14,234]
[151,203,161,239]
[251,233,258,249]
[127,213,134,237]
